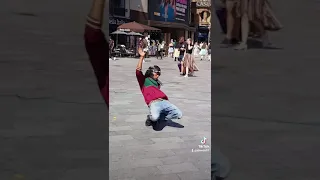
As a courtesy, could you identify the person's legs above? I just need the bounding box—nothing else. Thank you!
[180,62,184,75]
[178,55,183,73]
[184,67,189,77]
[147,100,182,127]
[226,0,235,40]
[235,0,249,50]
[148,101,162,121]
[234,13,249,50]
[251,20,271,46]
[160,100,183,120]
[216,8,227,34]
[220,0,236,47]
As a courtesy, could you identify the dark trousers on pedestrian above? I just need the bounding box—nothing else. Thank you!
[156,50,162,59]
[215,8,227,34]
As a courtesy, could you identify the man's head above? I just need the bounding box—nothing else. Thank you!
[145,65,161,80]
[143,32,148,38]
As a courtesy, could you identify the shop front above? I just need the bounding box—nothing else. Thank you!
[197,26,209,42]
[109,17,130,45]
[191,0,211,42]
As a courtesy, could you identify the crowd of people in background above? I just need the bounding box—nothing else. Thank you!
[135,35,211,78]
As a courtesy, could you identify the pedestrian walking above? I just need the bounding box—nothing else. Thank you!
[156,40,162,59]
[176,36,187,75]
[173,41,180,61]
[135,54,183,127]
[193,42,200,57]
[109,37,115,61]
[168,39,174,58]
[182,38,199,77]
[199,42,208,60]
[161,41,165,57]
[233,0,283,50]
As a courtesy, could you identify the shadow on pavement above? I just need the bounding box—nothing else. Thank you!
[247,39,284,50]
[152,119,184,131]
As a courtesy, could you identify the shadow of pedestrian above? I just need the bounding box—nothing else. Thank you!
[247,39,283,50]
[152,119,184,131]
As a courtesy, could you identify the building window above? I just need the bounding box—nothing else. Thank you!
[110,0,125,17]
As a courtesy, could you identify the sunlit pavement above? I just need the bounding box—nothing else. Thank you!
[109,56,211,180]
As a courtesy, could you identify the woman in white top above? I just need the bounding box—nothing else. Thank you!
[193,42,200,57]
[168,39,174,57]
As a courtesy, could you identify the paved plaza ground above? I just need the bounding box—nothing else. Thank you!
[109,57,211,179]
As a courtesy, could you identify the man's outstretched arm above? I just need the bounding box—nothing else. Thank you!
[84,0,109,106]
[136,41,146,89]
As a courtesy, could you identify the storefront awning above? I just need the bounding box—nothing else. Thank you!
[117,21,161,33]
[148,20,197,32]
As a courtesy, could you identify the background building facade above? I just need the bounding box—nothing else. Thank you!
[109,0,131,44]
[191,0,211,42]
[109,0,196,44]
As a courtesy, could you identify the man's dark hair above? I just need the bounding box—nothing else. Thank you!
[145,65,161,78]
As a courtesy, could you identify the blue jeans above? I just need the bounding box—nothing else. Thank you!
[149,100,182,121]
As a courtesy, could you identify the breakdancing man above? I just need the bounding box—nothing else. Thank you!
[136,37,183,126]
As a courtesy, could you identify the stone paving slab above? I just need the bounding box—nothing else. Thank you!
[109,57,211,179]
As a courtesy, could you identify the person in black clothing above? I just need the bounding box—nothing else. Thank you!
[213,0,227,34]
[156,40,162,59]
[176,36,186,74]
